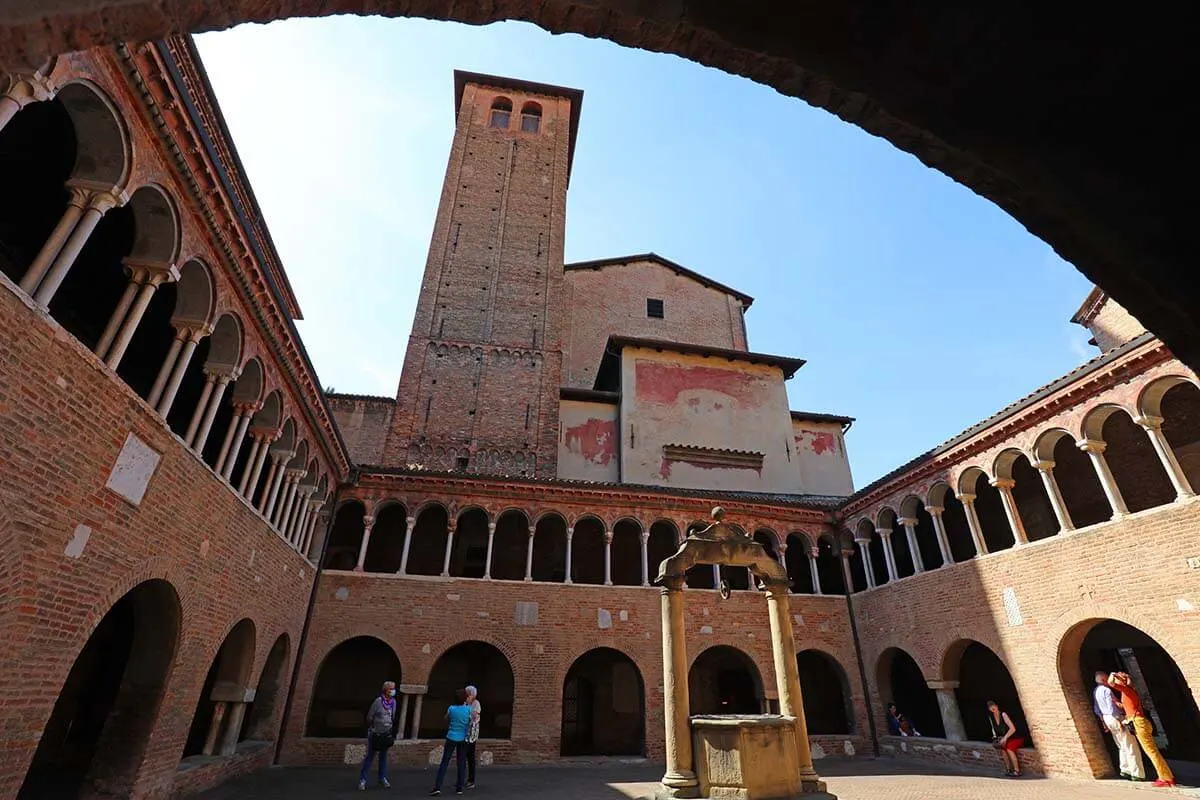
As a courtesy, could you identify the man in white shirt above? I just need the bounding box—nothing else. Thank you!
[1093,670,1144,780]
[465,684,481,789]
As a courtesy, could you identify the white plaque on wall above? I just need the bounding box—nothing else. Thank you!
[104,433,161,506]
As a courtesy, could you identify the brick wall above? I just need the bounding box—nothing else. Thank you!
[327,394,396,466]
[1089,298,1147,353]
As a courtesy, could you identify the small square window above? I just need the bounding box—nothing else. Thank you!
[647,298,665,319]
[489,110,510,129]
[521,114,540,133]
[455,456,469,471]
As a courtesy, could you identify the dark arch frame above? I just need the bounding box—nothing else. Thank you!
[420,641,515,740]
[560,647,646,757]
[305,636,402,738]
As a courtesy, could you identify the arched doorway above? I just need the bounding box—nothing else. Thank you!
[241,634,291,742]
[943,639,1030,745]
[305,636,401,738]
[182,618,256,759]
[1061,619,1200,779]
[560,648,645,756]
[322,500,365,570]
[18,579,180,799]
[797,650,852,734]
[876,647,943,738]
[420,642,514,740]
[689,645,764,716]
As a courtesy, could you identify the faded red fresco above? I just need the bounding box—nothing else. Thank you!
[564,418,617,465]
[635,360,766,406]
[796,430,839,456]
[659,456,763,480]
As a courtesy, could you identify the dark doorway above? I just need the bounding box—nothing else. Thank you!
[560,648,645,756]
[306,637,401,738]
[689,645,763,716]
[877,647,944,738]
[420,641,514,739]
[18,579,180,799]
[949,641,1031,746]
[797,650,852,734]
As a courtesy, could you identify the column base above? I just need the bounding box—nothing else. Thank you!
[656,770,701,799]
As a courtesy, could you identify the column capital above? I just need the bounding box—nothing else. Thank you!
[527,525,536,537]
[925,505,944,515]
[777,541,788,553]
[853,538,869,547]
[361,515,375,530]
[203,364,239,383]
[604,530,614,543]
[248,425,278,442]
[3,72,57,106]
[487,521,496,533]
[285,467,307,480]
[566,525,574,538]
[809,546,820,559]
[406,516,417,532]
[877,527,893,538]
[989,477,1016,490]
[122,256,180,286]
[1032,459,1056,472]
[87,188,125,214]
[232,401,261,416]
[958,492,977,504]
[640,530,650,542]
[1077,438,1107,454]
[1134,414,1165,430]
[659,575,686,593]
[896,516,919,528]
[926,680,960,691]
[840,549,855,560]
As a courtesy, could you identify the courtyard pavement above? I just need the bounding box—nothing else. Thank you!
[194,758,1200,799]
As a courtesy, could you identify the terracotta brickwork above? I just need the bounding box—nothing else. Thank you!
[326,393,395,466]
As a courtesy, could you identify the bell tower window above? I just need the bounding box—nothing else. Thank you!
[489,97,512,129]
[521,101,542,133]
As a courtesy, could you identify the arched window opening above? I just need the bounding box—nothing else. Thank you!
[1009,455,1059,541]
[815,536,845,594]
[646,521,678,581]
[520,101,542,133]
[241,634,290,742]
[724,524,752,591]
[689,646,764,716]
[407,504,450,576]
[901,498,944,571]
[306,637,401,738]
[785,533,814,593]
[867,529,889,586]
[964,470,1015,553]
[611,519,642,586]
[363,503,407,573]
[935,487,977,562]
[449,508,489,578]
[1158,380,1200,490]
[945,640,1031,746]
[561,648,645,756]
[47,197,133,349]
[1049,432,1112,528]
[489,97,512,129]
[571,516,606,585]
[228,391,280,494]
[877,648,943,738]
[490,510,529,581]
[18,580,179,799]
[846,539,868,593]
[420,642,514,739]
[1063,619,1200,777]
[203,357,262,470]
[183,619,256,758]
[880,509,915,579]
[531,513,567,582]
[322,501,365,571]
[753,530,779,562]
[1101,409,1176,513]
[798,651,852,734]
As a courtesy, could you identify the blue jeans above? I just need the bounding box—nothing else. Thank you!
[434,739,466,791]
[359,735,389,783]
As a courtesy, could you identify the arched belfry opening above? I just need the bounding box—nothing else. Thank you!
[560,648,645,757]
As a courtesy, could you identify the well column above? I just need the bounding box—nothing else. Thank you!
[660,574,700,798]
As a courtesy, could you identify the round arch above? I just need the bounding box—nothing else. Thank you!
[797,650,853,734]
[182,618,257,758]
[305,636,401,738]
[689,645,764,716]
[942,639,1030,745]
[242,633,291,742]
[876,646,943,738]
[419,641,514,739]
[57,80,131,187]
[560,647,645,757]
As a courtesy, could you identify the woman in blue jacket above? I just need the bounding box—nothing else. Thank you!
[429,689,473,795]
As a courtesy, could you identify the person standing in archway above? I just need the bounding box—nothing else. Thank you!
[464,685,481,790]
[358,680,397,791]
[430,689,472,796]
[1093,671,1145,781]
[986,700,1024,777]
[1107,672,1175,787]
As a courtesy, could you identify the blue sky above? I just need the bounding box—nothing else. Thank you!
[195,17,1095,488]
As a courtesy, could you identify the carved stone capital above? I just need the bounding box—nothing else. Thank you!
[1032,459,1056,472]
[925,505,944,515]
[1077,438,1107,454]
[989,477,1016,490]
[1134,414,1164,430]
[897,516,919,528]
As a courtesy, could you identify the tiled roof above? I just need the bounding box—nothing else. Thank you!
[326,392,397,404]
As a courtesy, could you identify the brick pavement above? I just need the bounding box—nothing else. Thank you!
[193,759,1199,800]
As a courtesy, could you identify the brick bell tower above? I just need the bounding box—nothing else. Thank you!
[382,72,583,477]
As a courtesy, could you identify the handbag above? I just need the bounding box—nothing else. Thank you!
[370,730,397,750]
[990,736,1004,749]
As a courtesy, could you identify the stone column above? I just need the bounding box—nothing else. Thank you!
[236,435,265,496]
[604,529,614,586]
[1136,414,1196,500]
[483,521,497,579]
[0,71,55,133]
[990,478,1030,545]
[276,470,303,532]
[147,329,186,409]
[410,693,425,740]
[240,431,273,499]
[808,547,822,594]
[929,681,966,741]
[154,325,201,417]
[192,370,234,453]
[958,493,989,555]
[712,564,721,587]
[33,190,122,307]
[283,482,307,540]
[355,515,375,572]
[659,575,699,797]
[398,517,416,575]
[925,506,955,564]
[441,523,456,577]
[219,702,247,756]
[300,505,323,557]
[898,517,925,571]
[202,701,228,756]
[20,186,90,295]
[1032,460,1076,533]
[855,538,876,588]
[261,453,288,518]
[640,531,651,587]
[765,580,820,785]
[217,405,253,480]
[105,264,179,372]
[1077,439,1129,517]
[839,549,855,593]
[878,528,899,582]
[94,278,140,360]
[185,368,224,447]
[289,490,312,544]
[564,526,574,584]
[398,692,411,739]
[524,525,535,581]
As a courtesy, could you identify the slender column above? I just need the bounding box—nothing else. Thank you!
[259,454,285,516]
[990,478,1030,545]
[925,506,954,565]
[855,538,876,589]
[236,436,265,495]
[897,517,925,571]
[640,531,651,587]
[603,529,614,586]
[1136,415,1196,500]
[441,523,456,577]
[398,693,411,740]
[153,325,199,417]
[355,515,376,571]
[95,279,139,359]
[929,681,966,741]
[659,576,699,797]
[282,480,306,540]
[275,471,302,531]
[1078,439,1129,517]
[184,370,218,446]
[107,265,179,372]
[202,701,229,756]
[146,329,186,409]
[878,528,899,582]
[765,581,819,784]
[271,469,298,526]
[291,492,314,545]
[0,72,55,134]
[958,493,989,555]
[564,526,574,584]
[775,541,788,567]
[300,505,323,557]
[483,521,497,579]
[219,702,247,756]
[33,191,122,307]
[1032,461,1076,533]
[410,693,425,740]
[808,547,822,594]
[524,525,535,581]
[217,407,253,480]
[19,186,88,294]
[398,517,416,575]
[839,550,855,593]
[712,564,721,587]
[240,433,272,499]
[192,371,234,452]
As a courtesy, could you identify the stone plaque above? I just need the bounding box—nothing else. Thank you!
[104,433,161,506]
